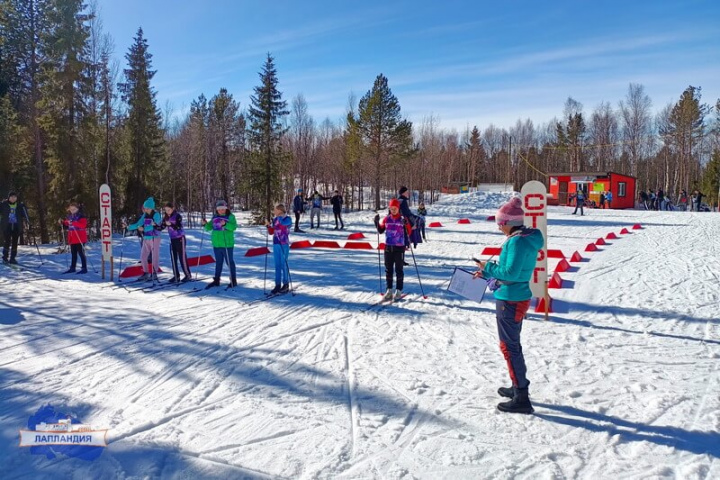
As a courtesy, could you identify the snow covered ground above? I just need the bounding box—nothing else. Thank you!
[1,192,718,479]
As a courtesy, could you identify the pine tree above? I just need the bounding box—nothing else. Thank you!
[349,74,412,209]
[117,27,164,213]
[246,54,288,222]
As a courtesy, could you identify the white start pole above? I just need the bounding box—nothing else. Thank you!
[99,184,113,280]
[521,181,549,320]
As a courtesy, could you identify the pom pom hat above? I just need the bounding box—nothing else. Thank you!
[496,196,525,227]
[388,198,400,209]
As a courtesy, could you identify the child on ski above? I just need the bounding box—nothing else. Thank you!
[161,202,192,283]
[374,198,408,301]
[124,197,162,281]
[59,202,88,274]
[417,202,427,241]
[204,200,237,289]
[265,204,293,294]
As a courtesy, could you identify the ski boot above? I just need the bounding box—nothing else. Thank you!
[394,289,403,300]
[62,268,76,274]
[383,288,393,301]
[270,284,281,295]
[497,387,534,414]
[205,278,220,289]
[77,268,88,274]
[280,283,289,293]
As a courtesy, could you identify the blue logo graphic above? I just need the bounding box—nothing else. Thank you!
[23,405,106,461]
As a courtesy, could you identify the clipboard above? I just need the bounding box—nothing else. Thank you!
[447,267,488,304]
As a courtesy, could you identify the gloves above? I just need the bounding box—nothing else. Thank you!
[373,214,380,226]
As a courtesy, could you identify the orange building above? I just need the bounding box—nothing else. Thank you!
[547,172,636,209]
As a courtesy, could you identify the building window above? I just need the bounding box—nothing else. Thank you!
[618,182,626,197]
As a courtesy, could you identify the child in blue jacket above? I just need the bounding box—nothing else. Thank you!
[265,204,293,294]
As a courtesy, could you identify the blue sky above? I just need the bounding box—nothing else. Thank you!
[101,0,720,131]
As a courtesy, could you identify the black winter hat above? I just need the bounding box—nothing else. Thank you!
[8,191,17,197]
[399,186,408,195]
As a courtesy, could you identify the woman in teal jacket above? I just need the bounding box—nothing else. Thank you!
[475,196,543,414]
[204,200,237,289]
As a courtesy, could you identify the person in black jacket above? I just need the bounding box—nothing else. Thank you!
[397,186,417,265]
[292,189,306,233]
[330,190,344,230]
[1,192,29,264]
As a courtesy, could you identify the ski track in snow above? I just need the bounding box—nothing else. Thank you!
[1,192,719,479]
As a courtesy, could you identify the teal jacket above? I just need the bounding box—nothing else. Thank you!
[482,227,544,301]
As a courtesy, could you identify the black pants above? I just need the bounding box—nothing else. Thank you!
[384,246,404,290]
[70,243,87,270]
[294,212,301,231]
[333,211,344,228]
[3,227,19,261]
[572,200,584,215]
[170,237,191,278]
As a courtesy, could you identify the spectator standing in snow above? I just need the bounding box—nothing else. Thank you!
[605,191,613,209]
[572,187,585,215]
[474,196,543,414]
[599,192,606,209]
[330,190,345,230]
[639,190,648,210]
[59,202,88,274]
[417,202,427,241]
[696,191,704,211]
[292,189,305,233]
[1,191,28,265]
[265,204,293,294]
[306,190,329,229]
[679,190,688,211]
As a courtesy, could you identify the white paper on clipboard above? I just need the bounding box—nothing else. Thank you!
[447,267,488,304]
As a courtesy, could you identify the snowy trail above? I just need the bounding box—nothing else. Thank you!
[1,193,718,479]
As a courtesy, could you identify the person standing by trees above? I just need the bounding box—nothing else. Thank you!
[161,202,192,283]
[572,187,585,215]
[599,191,606,209]
[265,204,293,295]
[204,200,237,289]
[473,197,544,414]
[679,190,688,211]
[1,192,28,265]
[696,190,705,211]
[292,189,306,233]
[124,197,163,281]
[330,190,344,230]
[417,202,428,241]
[59,202,87,274]
[306,190,329,229]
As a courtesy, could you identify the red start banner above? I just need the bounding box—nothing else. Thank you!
[99,184,113,261]
[521,181,548,299]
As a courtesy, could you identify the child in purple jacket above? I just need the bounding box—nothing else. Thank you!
[161,202,192,283]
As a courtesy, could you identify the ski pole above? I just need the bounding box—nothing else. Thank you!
[408,242,427,299]
[281,244,295,296]
[59,224,69,269]
[376,227,383,294]
[195,213,207,281]
[24,209,44,266]
[117,227,127,281]
[79,240,97,273]
[263,224,269,294]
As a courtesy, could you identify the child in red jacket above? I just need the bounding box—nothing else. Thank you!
[59,202,88,274]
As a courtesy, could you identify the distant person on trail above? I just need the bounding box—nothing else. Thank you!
[124,197,162,282]
[265,203,293,295]
[696,191,704,211]
[306,190,329,229]
[292,189,305,233]
[204,200,237,289]
[417,202,427,241]
[374,198,409,301]
[648,190,656,210]
[599,192,606,209]
[572,188,585,216]
[473,196,543,414]
[59,202,88,274]
[605,191,612,209]
[639,190,648,210]
[397,186,417,263]
[679,189,688,211]
[160,202,192,283]
[330,190,345,230]
[1,191,28,265]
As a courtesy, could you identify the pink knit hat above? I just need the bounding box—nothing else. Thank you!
[496,196,525,226]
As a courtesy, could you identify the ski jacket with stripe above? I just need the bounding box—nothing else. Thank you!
[267,215,293,245]
[127,211,162,238]
[62,212,88,244]
[376,214,408,247]
[161,212,186,239]
[204,212,237,248]
[482,227,544,302]
[0,201,28,233]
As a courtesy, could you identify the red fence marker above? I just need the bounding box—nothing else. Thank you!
[585,243,599,252]
[458,218,471,224]
[554,259,571,273]
[347,232,365,240]
[290,240,313,249]
[548,272,564,289]
[570,251,584,262]
[344,242,373,250]
[481,247,502,256]
[428,222,443,228]
[548,249,565,259]
[119,264,163,278]
[486,215,496,221]
[595,237,607,246]
[606,232,618,239]
[535,296,553,313]
[313,240,341,249]
[632,224,643,230]
[187,255,215,267]
[245,247,270,257]
[620,228,631,234]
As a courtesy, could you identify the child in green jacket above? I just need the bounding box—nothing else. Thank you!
[204,200,237,289]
